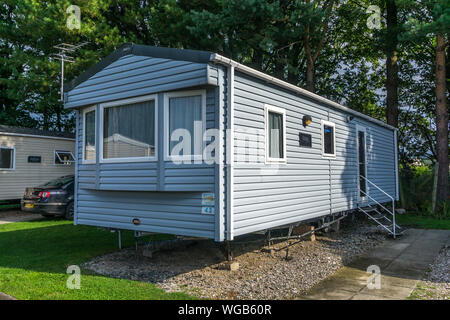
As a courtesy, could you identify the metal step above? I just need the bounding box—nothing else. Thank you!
[360,206,378,213]
[357,206,404,237]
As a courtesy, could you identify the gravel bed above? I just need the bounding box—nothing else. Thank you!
[410,245,449,300]
[83,217,387,299]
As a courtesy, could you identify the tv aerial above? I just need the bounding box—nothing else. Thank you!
[52,42,88,101]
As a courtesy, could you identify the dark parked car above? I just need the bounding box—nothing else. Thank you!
[21,175,74,220]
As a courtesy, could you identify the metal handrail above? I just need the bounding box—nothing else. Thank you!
[359,175,394,202]
[359,175,396,238]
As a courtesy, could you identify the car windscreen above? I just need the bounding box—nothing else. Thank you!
[40,176,74,188]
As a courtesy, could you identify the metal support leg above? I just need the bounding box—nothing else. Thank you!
[118,230,122,250]
[266,230,272,249]
[285,225,294,260]
[225,240,233,262]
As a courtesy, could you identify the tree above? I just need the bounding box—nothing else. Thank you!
[400,0,449,206]
[385,0,400,128]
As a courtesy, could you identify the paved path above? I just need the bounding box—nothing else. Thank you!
[0,210,42,224]
[298,229,450,300]
[0,292,16,300]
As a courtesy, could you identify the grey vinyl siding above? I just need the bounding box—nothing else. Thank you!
[76,189,215,238]
[0,134,75,200]
[355,118,396,204]
[66,54,216,108]
[73,60,219,238]
[69,48,397,241]
[231,71,396,237]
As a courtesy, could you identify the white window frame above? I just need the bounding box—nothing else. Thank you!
[0,146,15,171]
[164,90,207,162]
[54,150,75,166]
[265,104,287,163]
[356,124,368,202]
[321,120,336,158]
[99,94,158,164]
[82,105,97,164]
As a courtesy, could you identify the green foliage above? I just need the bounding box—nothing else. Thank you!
[396,213,450,229]
[399,164,450,219]
[0,219,195,299]
[0,0,447,166]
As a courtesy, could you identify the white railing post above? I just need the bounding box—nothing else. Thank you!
[392,198,396,238]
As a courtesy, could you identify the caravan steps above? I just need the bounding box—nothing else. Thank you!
[358,205,406,237]
[357,175,404,238]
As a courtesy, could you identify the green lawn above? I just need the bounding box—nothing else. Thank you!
[0,219,195,300]
[396,214,450,230]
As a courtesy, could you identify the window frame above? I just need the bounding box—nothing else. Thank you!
[321,120,336,158]
[82,105,97,164]
[163,90,207,162]
[265,104,287,163]
[99,94,158,164]
[0,146,15,171]
[356,124,368,202]
[54,150,75,166]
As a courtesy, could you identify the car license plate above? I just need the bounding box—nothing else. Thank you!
[24,203,34,208]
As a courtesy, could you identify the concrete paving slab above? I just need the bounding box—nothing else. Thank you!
[297,228,450,300]
[299,288,356,300]
[332,267,371,282]
[347,256,392,270]
[380,274,418,289]
[351,293,400,300]
[359,284,415,299]
[396,251,439,263]
[0,292,17,300]
[384,261,428,278]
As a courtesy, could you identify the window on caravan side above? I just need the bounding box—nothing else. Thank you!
[84,107,96,162]
[0,147,14,170]
[322,120,336,157]
[265,105,286,162]
[55,150,75,165]
[103,99,156,160]
[165,90,206,160]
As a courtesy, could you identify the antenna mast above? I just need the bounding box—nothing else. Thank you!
[52,42,88,101]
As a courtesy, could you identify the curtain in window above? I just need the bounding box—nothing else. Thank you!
[84,110,96,160]
[0,148,13,169]
[268,111,283,158]
[169,95,202,156]
[324,125,334,154]
[103,100,155,159]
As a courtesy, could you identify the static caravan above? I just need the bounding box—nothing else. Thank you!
[64,43,399,242]
[0,126,75,200]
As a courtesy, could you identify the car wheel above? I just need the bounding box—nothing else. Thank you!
[65,202,74,220]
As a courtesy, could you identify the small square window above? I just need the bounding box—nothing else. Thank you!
[321,120,336,157]
[55,150,75,165]
[0,147,15,170]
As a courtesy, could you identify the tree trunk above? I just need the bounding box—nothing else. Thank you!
[435,33,449,205]
[385,0,399,128]
[306,58,315,93]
